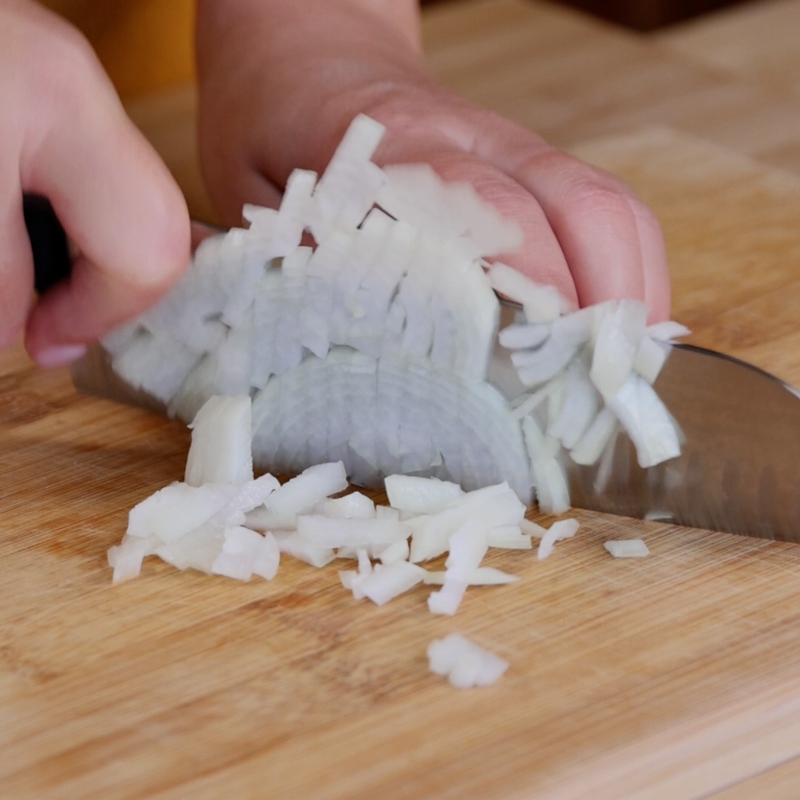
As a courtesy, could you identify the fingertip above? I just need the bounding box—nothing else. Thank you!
[626,196,671,322]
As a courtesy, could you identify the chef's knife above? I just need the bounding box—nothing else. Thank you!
[488,303,800,542]
[26,196,800,542]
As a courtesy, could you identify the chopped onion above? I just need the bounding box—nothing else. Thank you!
[103,114,688,519]
[185,395,254,487]
[423,567,519,585]
[349,560,427,605]
[384,475,464,515]
[604,539,650,558]
[537,518,580,560]
[427,633,508,688]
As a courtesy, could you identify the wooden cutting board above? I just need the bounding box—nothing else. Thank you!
[2,125,800,800]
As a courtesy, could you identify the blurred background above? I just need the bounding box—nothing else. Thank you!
[39,0,755,102]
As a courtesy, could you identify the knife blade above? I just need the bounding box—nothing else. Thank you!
[488,302,800,542]
[26,199,800,541]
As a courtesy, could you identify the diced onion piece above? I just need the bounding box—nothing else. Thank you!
[376,164,522,257]
[423,567,518,585]
[519,518,548,539]
[308,114,385,242]
[185,395,254,487]
[537,518,580,560]
[277,531,336,568]
[154,523,226,573]
[568,406,619,466]
[339,569,356,590]
[498,322,550,350]
[384,475,464,515]
[427,633,508,688]
[604,539,650,558]
[427,579,468,615]
[108,535,156,584]
[296,515,409,548]
[252,532,281,579]
[634,336,670,385]
[646,321,690,342]
[486,525,532,549]
[590,299,648,399]
[377,538,410,564]
[323,491,376,518]
[352,561,426,605]
[407,482,525,563]
[487,263,565,323]
[444,518,489,582]
[265,461,349,519]
[605,374,681,468]
[126,482,239,543]
[211,526,265,581]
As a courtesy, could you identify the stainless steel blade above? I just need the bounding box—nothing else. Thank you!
[488,303,800,541]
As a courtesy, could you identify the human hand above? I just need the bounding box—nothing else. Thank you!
[0,0,190,366]
[195,0,669,321]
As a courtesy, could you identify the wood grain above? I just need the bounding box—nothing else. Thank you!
[5,1,800,797]
[125,0,800,222]
[569,126,800,386]
[656,0,800,101]
[2,125,800,799]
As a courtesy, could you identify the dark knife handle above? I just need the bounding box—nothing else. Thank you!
[23,193,71,294]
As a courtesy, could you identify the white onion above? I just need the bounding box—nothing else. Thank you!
[350,561,427,605]
[427,633,508,688]
[423,567,518,585]
[384,475,464,515]
[537,518,580,560]
[604,539,650,558]
[185,395,253,487]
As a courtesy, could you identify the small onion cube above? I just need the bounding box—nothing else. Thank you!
[634,336,670,385]
[185,395,254,487]
[377,538,410,564]
[211,526,265,581]
[108,535,155,584]
[323,491,376,518]
[427,579,468,615]
[384,474,464,515]
[353,561,426,605]
[126,482,239,543]
[423,567,518,585]
[277,532,336,568]
[646,321,690,341]
[487,263,564,323]
[519,518,548,539]
[427,633,508,688]
[252,532,281,579]
[265,461,348,518]
[537,518,580,560]
[486,525,532,549]
[604,539,650,558]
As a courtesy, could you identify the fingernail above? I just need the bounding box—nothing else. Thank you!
[35,343,88,368]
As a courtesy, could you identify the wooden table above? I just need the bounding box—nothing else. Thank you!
[3,1,800,797]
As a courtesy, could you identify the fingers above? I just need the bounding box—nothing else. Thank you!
[1,3,191,366]
[375,132,579,307]
[479,122,671,321]
[0,184,35,350]
[23,87,190,364]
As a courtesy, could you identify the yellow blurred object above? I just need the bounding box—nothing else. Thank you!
[39,0,195,99]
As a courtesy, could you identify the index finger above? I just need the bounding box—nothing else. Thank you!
[21,42,190,365]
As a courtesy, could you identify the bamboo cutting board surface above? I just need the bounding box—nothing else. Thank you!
[2,124,800,800]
